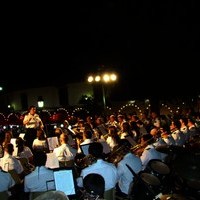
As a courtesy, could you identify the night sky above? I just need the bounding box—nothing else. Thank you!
[1,1,199,99]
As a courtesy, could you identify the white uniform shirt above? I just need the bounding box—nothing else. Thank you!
[106,136,118,151]
[17,146,33,159]
[32,138,48,151]
[53,143,77,162]
[119,131,129,139]
[23,113,43,129]
[0,153,23,174]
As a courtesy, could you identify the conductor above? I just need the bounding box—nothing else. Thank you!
[23,105,44,150]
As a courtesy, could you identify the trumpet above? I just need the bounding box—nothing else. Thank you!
[131,144,145,156]
[131,135,155,155]
[131,144,143,151]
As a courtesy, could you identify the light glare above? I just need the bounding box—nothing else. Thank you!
[88,76,94,83]
[95,75,101,82]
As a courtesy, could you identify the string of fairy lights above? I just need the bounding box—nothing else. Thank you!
[0,98,196,128]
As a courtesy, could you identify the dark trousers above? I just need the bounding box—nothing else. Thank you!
[24,128,37,150]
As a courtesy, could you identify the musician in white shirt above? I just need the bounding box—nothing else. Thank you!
[23,106,44,150]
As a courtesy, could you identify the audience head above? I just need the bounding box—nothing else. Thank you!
[34,190,69,200]
[83,173,105,199]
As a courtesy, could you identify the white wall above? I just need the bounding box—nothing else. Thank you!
[6,83,93,111]
[9,86,60,111]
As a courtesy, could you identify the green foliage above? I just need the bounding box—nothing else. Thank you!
[78,95,102,115]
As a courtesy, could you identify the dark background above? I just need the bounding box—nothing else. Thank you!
[1,1,199,99]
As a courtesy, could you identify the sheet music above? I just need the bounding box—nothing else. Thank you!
[47,137,59,151]
[19,133,25,140]
[97,124,108,135]
[10,138,18,157]
[45,152,59,169]
[80,144,90,156]
[54,169,76,195]
[125,136,137,147]
[100,141,111,154]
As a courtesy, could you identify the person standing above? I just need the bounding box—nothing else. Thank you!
[23,106,44,150]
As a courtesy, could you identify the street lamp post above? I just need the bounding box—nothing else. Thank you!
[87,72,117,110]
[102,84,106,110]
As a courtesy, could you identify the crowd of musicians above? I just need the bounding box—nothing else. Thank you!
[0,105,200,199]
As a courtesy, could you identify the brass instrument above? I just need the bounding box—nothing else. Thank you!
[131,144,145,156]
[106,136,155,165]
[130,144,143,151]
[74,153,97,170]
[106,145,130,165]
[102,133,109,140]
[131,135,156,156]
[82,154,97,167]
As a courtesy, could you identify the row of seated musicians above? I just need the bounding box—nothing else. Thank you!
[0,138,140,200]
[1,128,188,200]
